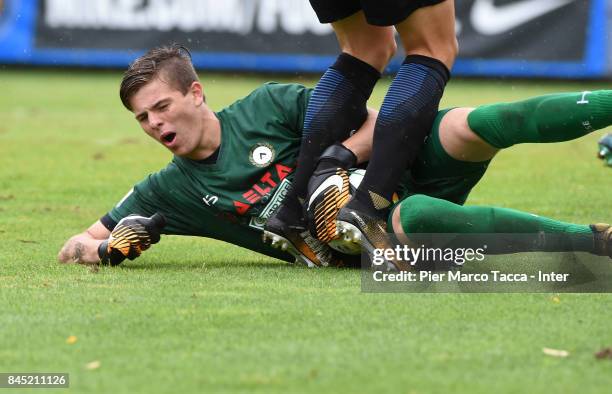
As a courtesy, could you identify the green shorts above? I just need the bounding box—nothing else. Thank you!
[395,108,491,206]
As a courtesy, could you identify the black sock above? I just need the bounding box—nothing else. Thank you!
[350,55,450,216]
[272,188,304,224]
[287,53,380,207]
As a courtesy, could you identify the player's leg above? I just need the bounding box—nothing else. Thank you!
[324,91,612,258]
[272,10,394,221]
[437,107,499,163]
[437,90,612,163]
[385,90,612,256]
[463,90,612,154]
[264,3,395,262]
[282,10,394,208]
[332,11,397,72]
[390,195,611,257]
[338,0,456,260]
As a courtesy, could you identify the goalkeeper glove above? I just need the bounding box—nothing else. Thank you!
[98,213,166,266]
[306,144,357,243]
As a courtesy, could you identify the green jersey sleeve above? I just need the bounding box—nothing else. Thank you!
[105,176,163,229]
[104,168,203,236]
[253,82,312,137]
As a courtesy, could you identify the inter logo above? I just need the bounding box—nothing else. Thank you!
[249,142,275,167]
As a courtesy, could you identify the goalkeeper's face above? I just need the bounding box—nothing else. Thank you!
[130,78,206,158]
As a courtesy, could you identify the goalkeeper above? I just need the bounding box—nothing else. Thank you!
[58,46,611,266]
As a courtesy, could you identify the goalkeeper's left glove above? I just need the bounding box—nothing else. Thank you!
[98,213,166,266]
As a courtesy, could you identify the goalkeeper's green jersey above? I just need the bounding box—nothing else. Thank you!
[104,83,311,261]
[103,82,490,261]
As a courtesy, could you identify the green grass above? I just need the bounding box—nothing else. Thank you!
[1,70,611,393]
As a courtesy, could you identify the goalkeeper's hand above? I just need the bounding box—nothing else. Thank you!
[98,213,166,266]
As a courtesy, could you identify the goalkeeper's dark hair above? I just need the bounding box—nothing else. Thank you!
[120,44,203,111]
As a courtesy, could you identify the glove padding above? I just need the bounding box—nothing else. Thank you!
[98,213,166,266]
[306,144,357,242]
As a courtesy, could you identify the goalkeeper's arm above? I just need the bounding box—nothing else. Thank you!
[58,214,165,265]
[341,108,377,164]
[58,220,110,264]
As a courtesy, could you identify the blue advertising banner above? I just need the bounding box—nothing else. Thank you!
[0,0,608,78]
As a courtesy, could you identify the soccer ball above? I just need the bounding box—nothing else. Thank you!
[347,168,366,192]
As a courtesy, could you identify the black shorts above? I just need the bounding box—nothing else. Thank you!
[309,0,447,26]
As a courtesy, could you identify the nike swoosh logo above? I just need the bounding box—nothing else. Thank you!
[308,175,344,209]
[471,0,575,36]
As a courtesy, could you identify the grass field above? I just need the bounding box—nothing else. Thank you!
[1,69,611,393]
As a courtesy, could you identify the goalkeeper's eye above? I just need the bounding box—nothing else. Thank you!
[136,113,148,123]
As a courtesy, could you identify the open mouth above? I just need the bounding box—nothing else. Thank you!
[161,132,176,145]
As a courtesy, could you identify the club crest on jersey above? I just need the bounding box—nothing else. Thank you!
[249,143,275,167]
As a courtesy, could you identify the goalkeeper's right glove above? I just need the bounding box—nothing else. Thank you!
[98,213,166,266]
[305,144,357,243]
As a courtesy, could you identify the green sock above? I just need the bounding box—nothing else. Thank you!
[467,90,612,148]
[397,195,594,253]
